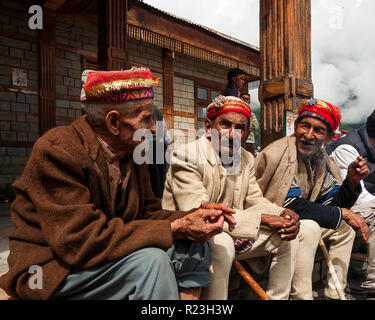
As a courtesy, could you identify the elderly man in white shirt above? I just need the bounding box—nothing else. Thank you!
[327,111,375,300]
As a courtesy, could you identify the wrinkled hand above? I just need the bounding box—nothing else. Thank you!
[278,209,300,240]
[346,156,370,191]
[261,208,300,241]
[201,201,236,232]
[342,208,369,243]
[171,204,225,243]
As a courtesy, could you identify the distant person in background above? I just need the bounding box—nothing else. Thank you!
[147,103,171,198]
[331,128,349,143]
[240,93,259,155]
[327,110,375,300]
[223,68,246,98]
[255,146,262,157]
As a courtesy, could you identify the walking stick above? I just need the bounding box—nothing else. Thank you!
[319,239,347,300]
[232,258,272,300]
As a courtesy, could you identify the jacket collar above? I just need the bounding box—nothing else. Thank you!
[72,115,102,162]
[287,135,298,164]
[71,116,112,212]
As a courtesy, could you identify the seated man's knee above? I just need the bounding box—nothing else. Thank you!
[338,220,356,238]
[298,220,321,246]
[209,232,235,263]
[138,248,172,272]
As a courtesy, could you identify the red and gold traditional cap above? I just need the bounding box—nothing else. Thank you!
[295,98,341,131]
[207,95,252,120]
[80,67,160,102]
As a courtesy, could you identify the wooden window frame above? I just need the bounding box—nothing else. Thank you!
[194,84,222,130]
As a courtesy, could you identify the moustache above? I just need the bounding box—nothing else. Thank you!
[300,139,315,146]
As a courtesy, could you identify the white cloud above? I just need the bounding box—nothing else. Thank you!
[312,0,375,124]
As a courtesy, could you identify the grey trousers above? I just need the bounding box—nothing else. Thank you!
[351,200,375,293]
[53,241,210,300]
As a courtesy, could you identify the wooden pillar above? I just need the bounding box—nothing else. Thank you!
[38,9,56,135]
[259,0,313,148]
[163,48,174,129]
[98,0,128,70]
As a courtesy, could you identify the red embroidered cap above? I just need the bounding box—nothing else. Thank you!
[295,98,341,132]
[80,67,160,102]
[207,95,252,120]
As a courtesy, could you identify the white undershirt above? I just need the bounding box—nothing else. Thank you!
[330,144,375,205]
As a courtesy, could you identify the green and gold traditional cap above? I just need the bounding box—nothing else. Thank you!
[80,67,160,102]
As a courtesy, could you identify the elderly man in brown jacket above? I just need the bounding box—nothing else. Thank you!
[255,98,370,300]
[0,68,233,300]
[163,95,300,300]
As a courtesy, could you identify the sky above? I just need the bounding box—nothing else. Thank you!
[143,0,374,125]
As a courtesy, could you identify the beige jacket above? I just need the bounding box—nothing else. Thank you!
[162,135,283,240]
[255,135,343,205]
[246,112,259,143]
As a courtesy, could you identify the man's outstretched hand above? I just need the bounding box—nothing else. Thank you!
[346,156,370,191]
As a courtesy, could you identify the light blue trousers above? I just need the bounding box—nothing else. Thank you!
[53,241,210,300]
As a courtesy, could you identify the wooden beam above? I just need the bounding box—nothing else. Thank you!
[38,8,56,135]
[98,0,128,70]
[162,48,174,129]
[174,72,225,92]
[43,0,68,11]
[259,0,313,148]
[55,43,97,62]
[0,30,38,43]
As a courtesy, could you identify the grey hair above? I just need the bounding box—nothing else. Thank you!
[81,101,111,129]
[80,101,135,130]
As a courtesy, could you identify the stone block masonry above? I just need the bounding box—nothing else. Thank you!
[56,15,98,53]
[174,52,229,84]
[173,77,195,116]
[0,2,98,196]
[55,14,98,127]
[0,146,33,201]
[127,39,163,70]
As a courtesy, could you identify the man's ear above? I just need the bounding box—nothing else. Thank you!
[105,110,121,135]
[204,119,213,136]
[294,118,300,133]
[325,131,335,145]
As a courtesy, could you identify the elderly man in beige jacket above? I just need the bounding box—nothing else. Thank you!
[162,95,300,300]
[255,98,370,300]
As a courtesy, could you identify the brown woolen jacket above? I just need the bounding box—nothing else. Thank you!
[0,116,187,300]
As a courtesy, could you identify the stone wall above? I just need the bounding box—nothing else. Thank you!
[127,38,163,70]
[55,14,98,126]
[127,39,164,111]
[173,76,195,117]
[174,52,229,84]
[0,4,98,197]
[0,1,39,198]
